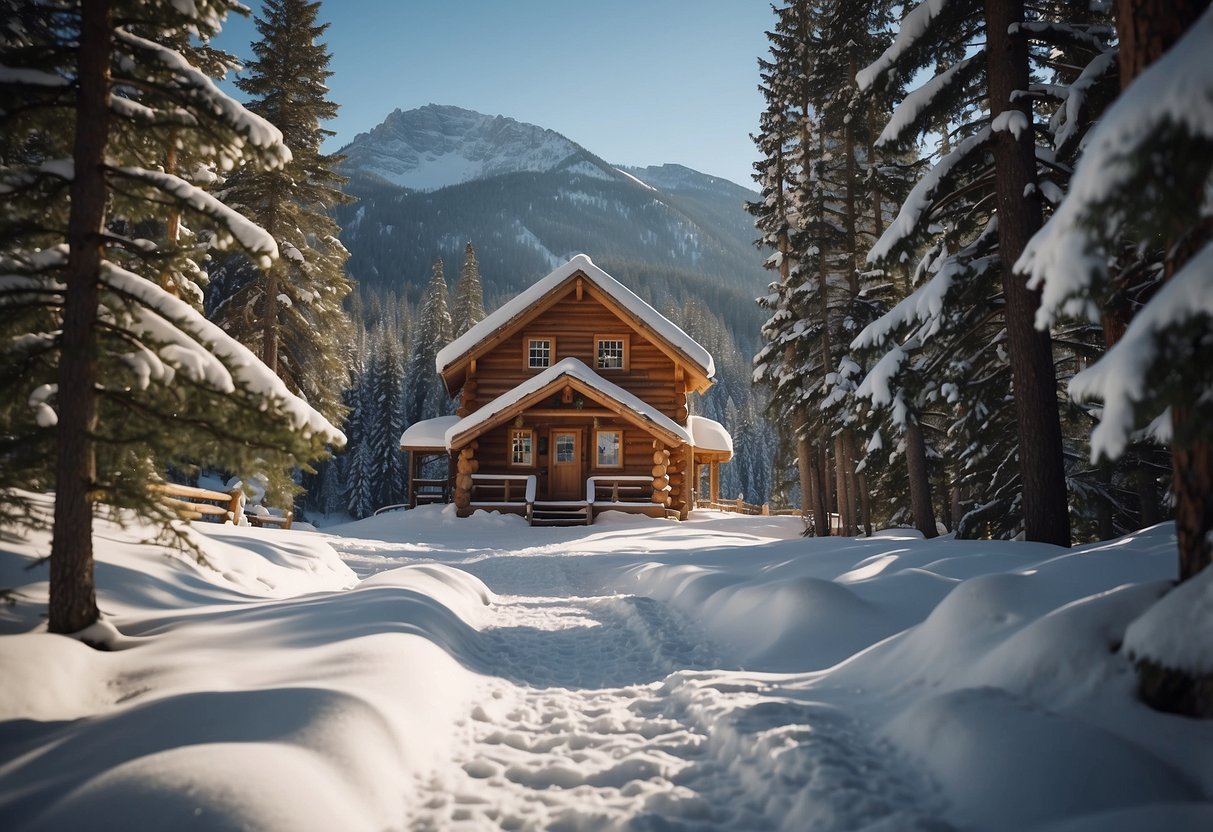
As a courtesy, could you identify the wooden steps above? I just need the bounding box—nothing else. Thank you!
[530,501,589,527]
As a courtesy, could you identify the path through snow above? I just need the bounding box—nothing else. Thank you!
[334,542,948,831]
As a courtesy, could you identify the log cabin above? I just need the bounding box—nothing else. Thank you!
[399,254,733,526]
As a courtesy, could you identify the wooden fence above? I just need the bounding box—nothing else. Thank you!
[151,483,292,529]
[697,497,842,533]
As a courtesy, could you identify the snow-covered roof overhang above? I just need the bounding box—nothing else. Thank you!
[688,415,733,462]
[399,415,460,451]
[435,254,715,392]
[445,357,692,450]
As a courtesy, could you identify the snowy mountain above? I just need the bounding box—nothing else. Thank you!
[340,104,619,191]
[334,106,766,331]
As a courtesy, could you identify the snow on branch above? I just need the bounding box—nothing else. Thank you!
[99,262,344,445]
[878,55,981,147]
[1040,48,1117,154]
[867,125,993,264]
[852,253,998,351]
[1018,9,1213,329]
[857,0,953,92]
[0,66,69,87]
[111,166,277,263]
[113,29,290,166]
[1009,21,1113,51]
[1070,240,1213,461]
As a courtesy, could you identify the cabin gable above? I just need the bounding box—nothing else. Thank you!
[454,280,693,424]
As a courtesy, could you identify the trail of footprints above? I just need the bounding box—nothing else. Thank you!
[411,593,726,830]
[382,555,949,831]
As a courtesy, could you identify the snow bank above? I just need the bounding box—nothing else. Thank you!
[4,499,1211,831]
[0,495,487,832]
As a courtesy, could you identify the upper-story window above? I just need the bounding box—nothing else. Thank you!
[526,336,553,369]
[595,335,628,370]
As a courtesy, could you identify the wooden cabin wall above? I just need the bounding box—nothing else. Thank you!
[462,289,683,419]
[475,416,663,500]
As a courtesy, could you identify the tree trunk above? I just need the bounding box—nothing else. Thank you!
[984,0,1071,547]
[1136,462,1160,528]
[814,442,831,536]
[1117,0,1208,87]
[834,433,854,535]
[906,418,938,538]
[797,430,813,518]
[50,0,110,635]
[1172,408,1213,581]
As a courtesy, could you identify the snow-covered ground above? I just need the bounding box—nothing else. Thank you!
[2,497,1211,831]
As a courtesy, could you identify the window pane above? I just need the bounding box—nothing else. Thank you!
[596,431,621,467]
[597,339,624,369]
[511,431,532,465]
[528,339,550,368]
[556,435,575,462]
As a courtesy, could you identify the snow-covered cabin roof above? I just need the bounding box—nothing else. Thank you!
[399,415,461,450]
[446,358,693,449]
[435,254,716,389]
[688,415,733,460]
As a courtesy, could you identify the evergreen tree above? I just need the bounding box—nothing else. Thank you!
[207,0,354,423]
[451,240,486,338]
[403,258,453,426]
[364,325,408,509]
[0,0,343,635]
[1020,4,1213,578]
[852,0,1130,543]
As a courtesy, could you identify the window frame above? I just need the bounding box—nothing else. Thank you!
[594,428,624,469]
[509,428,535,467]
[594,334,630,371]
[524,335,555,370]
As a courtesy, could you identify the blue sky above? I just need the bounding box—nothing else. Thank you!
[214,1,774,189]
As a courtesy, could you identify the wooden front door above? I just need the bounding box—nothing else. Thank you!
[549,430,582,500]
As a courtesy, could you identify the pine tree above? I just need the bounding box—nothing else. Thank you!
[851,0,1133,544]
[403,258,453,427]
[0,0,343,635]
[207,0,354,424]
[1020,4,1213,578]
[365,325,408,509]
[451,241,486,339]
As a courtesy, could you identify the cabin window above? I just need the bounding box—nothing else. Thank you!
[555,433,576,463]
[595,336,628,370]
[526,337,553,369]
[510,429,534,466]
[595,430,623,468]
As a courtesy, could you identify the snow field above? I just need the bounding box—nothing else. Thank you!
[2,499,1212,830]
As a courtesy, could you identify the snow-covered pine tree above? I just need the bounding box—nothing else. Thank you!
[451,240,486,339]
[365,324,408,509]
[853,0,1129,544]
[1019,4,1213,580]
[207,0,354,424]
[403,258,453,427]
[750,1,836,534]
[0,0,343,635]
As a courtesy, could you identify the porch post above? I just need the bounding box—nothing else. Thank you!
[709,461,720,503]
[407,449,416,508]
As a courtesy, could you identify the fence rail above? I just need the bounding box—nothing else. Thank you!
[697,498,842,533]
[151,482,243,525]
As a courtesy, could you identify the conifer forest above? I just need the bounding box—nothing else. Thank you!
[2,0,1212,633]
